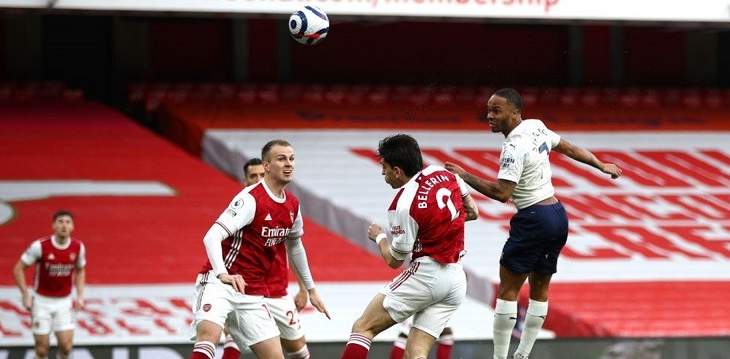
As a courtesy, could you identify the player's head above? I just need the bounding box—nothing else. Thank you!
[243,157,265,187]
[261,139,295,185]
[488,88,523,134]
[52,210,74,238]
[377,134,424,189]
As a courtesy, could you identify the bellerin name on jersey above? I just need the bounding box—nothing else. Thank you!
[416,174,451,208]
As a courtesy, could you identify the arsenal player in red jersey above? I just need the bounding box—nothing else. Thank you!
[190,140,329,359]
[13,210,86,359]
[341,134,478,359]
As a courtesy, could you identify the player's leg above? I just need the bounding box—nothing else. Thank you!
[52,297,76,359]
[230,300,283,359]
[190,274,234,359]
[513,202,568,359]
[512,272,552,359]
[403,327,436,359]
[389,333,408,359]
[32,334,50,359]
[406,263,465,359]
[281,337,308,359]
[494,265,529,359]
[341,293,397,359]
[54,330,74,359]
[222,330,241,359]
[495,206,544,359]
[389,318,412,359]
[31,296,52,359]
[193,320,224,359]
[249,336,285,359]
[436,327,454,359]
[268,296,309,358]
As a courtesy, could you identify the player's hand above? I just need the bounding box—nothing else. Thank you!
[22,292,32,311]
[368,223,384,242]
[308,288,331,320]
[444,162,466,176]
[601,163,623,179]
[294,288,308,312]
[218,273,247,294]
[73,297,84,311]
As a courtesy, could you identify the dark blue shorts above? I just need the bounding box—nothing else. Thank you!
[500,201,569,274]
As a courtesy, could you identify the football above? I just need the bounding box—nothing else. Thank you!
[288,5,330,45]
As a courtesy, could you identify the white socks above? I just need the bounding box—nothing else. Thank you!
[286,345,311,359]
[493,299,518,359]
[514,299,548,359]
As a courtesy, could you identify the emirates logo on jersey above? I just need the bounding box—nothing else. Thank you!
[261,226,290,247]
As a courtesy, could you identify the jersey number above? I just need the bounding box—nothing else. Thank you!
[436,188,459,221]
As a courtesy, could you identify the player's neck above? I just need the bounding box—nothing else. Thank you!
[263,177,286,199]
[53,234,70,245]
[503,118,522,137]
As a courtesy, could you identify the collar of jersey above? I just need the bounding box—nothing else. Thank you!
[260,180,286,203]
[400,165,438,188]
[50,235,72,250]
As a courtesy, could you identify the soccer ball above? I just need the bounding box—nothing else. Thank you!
[288,5,329,45]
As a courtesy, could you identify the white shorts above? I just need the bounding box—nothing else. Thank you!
[31,294,74,335]
[191,272,279,347]
[380,257,466,339]
[265,294,305,341]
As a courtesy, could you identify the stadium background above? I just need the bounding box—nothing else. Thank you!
[1,2,730,358]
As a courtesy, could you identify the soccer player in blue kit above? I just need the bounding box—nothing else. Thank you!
[445,88,622,359]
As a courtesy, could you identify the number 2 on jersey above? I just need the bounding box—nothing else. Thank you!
[436,188,459,221]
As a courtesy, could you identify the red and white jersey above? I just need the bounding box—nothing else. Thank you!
[201,180,303,297]
[20,236,86,298]
[388,165,469,264]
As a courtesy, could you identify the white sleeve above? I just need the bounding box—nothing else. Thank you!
[76,243,86,269]
[286,238,315,290]
[288,206,304,239]
[546,126,561,148]
[388,204,419,261]
[214,192,256,237]
[497,141,525,183]
[203,224,231,277]
[20,241,41,265]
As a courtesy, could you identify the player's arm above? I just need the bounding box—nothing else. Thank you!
[462,194,479,221]
[446,162,516,203]
[205,193,255,293]
[74,267,86,309]
[14,241,40,310]
[552,139,622,179]
[286,237,331,319]
[12,259,32,310]
[368,224,404,269]
[290,263,309,311]
[456,174,479,221]
[74,243,87,309]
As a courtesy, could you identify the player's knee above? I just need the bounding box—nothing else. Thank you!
[497,283,521,301]
[35,345,49,358]
[195,321,222,342]
[282,337,306,353]
[58,341,73,355]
